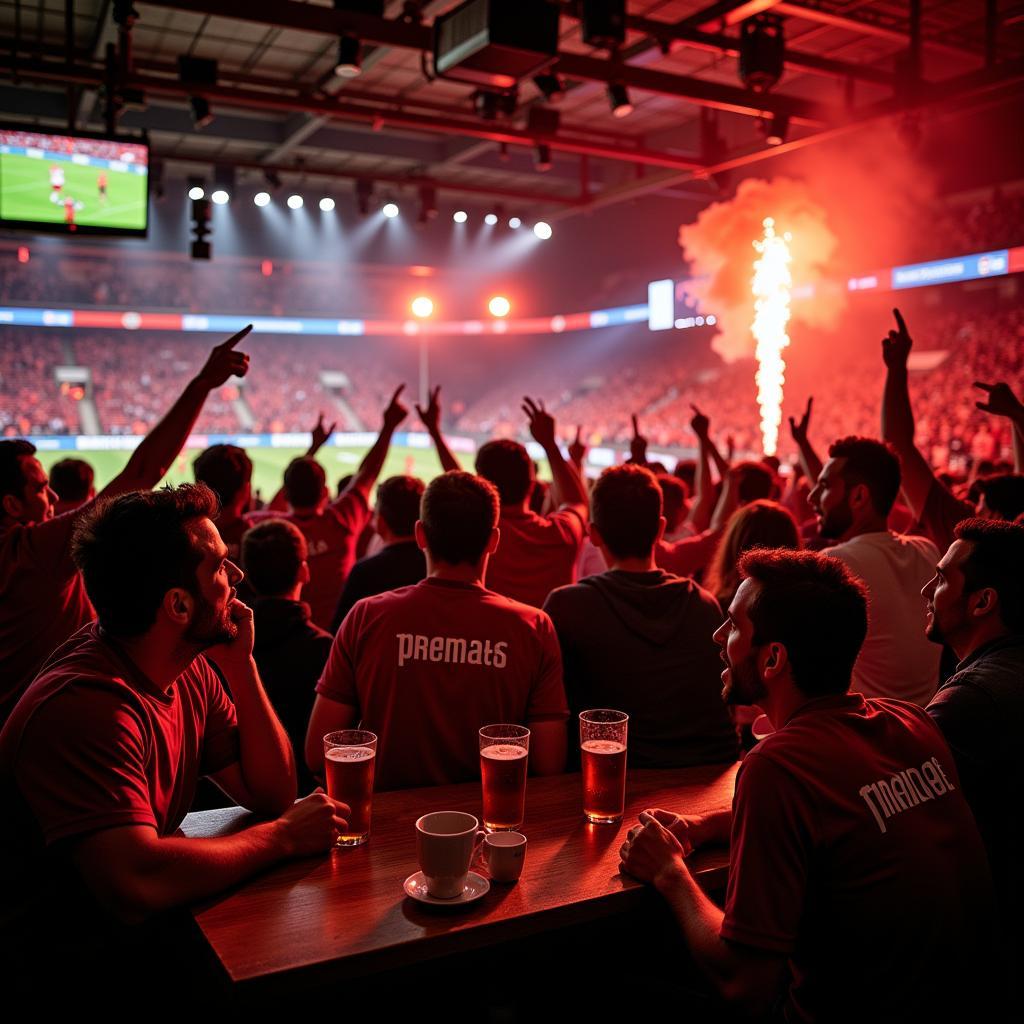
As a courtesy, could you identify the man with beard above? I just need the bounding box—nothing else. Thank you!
[0,484,349,945]
[619,549,1000,1022]
[809,436,940,705]
[925,519,1024,968]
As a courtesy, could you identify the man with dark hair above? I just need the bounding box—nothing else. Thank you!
[283,385,408,630]
[619,548,998,1021]
[418,386,588,608]
[0,484,347,938]
[0,326,252,725]
[49,458,95,515]
[307,470,568,789]
[656,473,690,540]
[810,435,940,705]
[330,475,426,631]
[242,518,332,792]
[193,443,253,560]
[544,465,737,768]
[925,519,1024,964]
[977,472,1024,521]
[733,460,776,504]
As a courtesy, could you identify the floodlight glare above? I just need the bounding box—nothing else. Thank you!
[533,221,553,240]
[484,213,498,226]
[188,185,205,201]
[411,296,434,318]
[488,295,511,318]
[453,210,468,224]
[508,216,522,229]
[319,197,336,212]
[254,191,271,207]
[382,202,400,218]
[287,194,303,209]
[211,189,229,205]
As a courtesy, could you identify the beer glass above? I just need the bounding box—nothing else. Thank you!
[323,729,377,846]
[479,724,530,832]
[579,709,628,824]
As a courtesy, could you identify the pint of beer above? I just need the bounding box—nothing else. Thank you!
[479,724,530,832]
[579,709,628,824]
[323,730,377,846]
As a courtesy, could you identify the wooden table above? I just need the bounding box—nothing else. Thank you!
[183,763,738,997]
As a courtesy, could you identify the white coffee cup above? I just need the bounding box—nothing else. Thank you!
[415,811,485,899]
[481,831,526,883]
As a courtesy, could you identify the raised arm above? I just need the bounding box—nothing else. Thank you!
[522,397,588,513]
[974,381,1024,474]
[881,309,937,518]
[416,385,461,473]
[346,385,409,504]
[100,326,252,498]
[567,424,587,474]
[685,405,716,533]
[628,414,648,467]
[305,412,337,459]
[788,396,823,484]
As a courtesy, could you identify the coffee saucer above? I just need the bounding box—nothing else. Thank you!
[403,871,490,908]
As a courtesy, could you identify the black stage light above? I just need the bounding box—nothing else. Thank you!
[189,95,214,129]
[607,81,633,118]
[335,35,362,77]
[739,15,785,93]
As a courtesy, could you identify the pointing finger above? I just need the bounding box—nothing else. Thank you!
[631,414,639,435]
[390,384,406,403]
[219,324,253,349]
[892,308,907,334]
[973,381,994,393]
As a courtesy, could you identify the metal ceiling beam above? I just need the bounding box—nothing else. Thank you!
[679,0,784,32]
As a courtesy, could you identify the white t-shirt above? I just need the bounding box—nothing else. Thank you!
[823,531,941,706]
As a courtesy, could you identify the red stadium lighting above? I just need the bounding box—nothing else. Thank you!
[411,296,434,319]
[17,246,30,264]
[261,260,273,277]
[488,295,511,318]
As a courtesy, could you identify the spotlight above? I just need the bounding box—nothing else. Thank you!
[508,216,522,229]
[533,72,566,104]
[453,210,468,223]
[488,296,511,318]
[211,189,229,205]
[607,82,633,118]
[739,14,784,93]
[188,185,205,201]
[535,142,552,172]
[254,191,271,207]
[189,95,214,129]
[411,296,434,319]
[484,213,498,226]
[335,34,362,78]
[382,202,400,218]
[533,221,552,240]
[287,194,303,209]
[763,112,789,147]
[319,197,336,212]
[356,178,374,216]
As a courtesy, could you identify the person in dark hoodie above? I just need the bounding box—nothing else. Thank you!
[544,464,738,768]
[242,518,331,792]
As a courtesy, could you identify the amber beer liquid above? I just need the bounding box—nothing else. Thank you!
[325,745,376,846]
[480,743,528,831]
[581,740,627,823]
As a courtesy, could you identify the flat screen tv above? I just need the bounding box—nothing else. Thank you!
[0,125,149,236]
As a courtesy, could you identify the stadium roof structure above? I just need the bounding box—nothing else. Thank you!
[0,0,1022,220]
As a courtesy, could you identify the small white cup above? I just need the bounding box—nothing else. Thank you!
[481,831,527,883]
[415,811,485,899]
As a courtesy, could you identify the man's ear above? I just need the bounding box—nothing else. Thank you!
[163,587,194,627]
[1,493,22,519]
[969,587,999,621]
[413,520,427,551]
[761,642,788,679]
[486,525,500,555]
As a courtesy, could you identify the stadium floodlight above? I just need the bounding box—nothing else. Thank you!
[508,216,522,229]
[188,185,205,201]
[533,221,553,240]
[382,202,400,218]
[488,296,511,318]
[335,34,362,78]
[453,210,468,224]
[484,213,498,226]
[319,197,336,212]
[254,191,271,207]
[287,194,304,210]
[189,95,214,130]
[411,296,434,319]
[211,189,230,205]
[607,82,633,119]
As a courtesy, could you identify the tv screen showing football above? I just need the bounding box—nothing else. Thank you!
[0,127,149,236]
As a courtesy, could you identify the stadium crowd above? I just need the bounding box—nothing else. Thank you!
[2,300,1023,1018]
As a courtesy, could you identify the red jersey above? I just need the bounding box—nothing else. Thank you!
[63,199,75,224]
[722,694,998,1022]
[287,490,370,630]
[485,505,586,608]
[0,508,96,725]
[0,622,240,848]
[317,577,568,790]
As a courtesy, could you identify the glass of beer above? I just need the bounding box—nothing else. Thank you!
[323,730,377,846]
[579,709,628,824]
[479,724,530,832]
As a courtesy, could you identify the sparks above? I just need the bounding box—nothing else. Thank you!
[751,216,793,457]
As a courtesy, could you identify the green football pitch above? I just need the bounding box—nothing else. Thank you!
[36,445,554,501]
[0,153,147,230]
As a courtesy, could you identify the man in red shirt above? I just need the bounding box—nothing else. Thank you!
[284,386,408,629]
[193,443,253,561]
[418,386,588,608]
[306,471,569,789]
[0,326,252,725]
[620,549,999,1021]
[0,484,346,937]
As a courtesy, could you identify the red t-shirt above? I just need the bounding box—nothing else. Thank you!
[722,694,997,1022]
[654,528,721,579]
[0,507,96,725]
[485,506,586,608]
[317,577,568,790]
[0,622,240,849]
[288,490,370,630]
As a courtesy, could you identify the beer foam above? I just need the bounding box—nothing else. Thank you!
[581,740,626,755]
[326,745,375,763]
[481,743,528,761]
